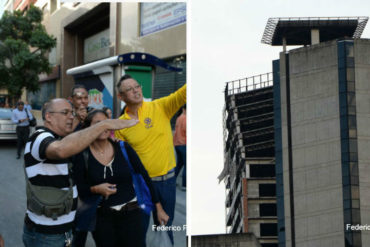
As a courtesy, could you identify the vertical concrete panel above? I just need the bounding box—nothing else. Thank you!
[61,29,76,98]
[280,52,293,247]
[295,216,307,245]
[247,181,259,198]
[109,3,120,56]
[292,147,305,169]
[286,41,345,245]
[354,40,370,247]
[294,193,307,215]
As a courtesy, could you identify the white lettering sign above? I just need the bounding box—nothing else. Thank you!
[140,3,186,36]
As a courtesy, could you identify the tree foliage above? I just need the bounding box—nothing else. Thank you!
[0,5,56,102]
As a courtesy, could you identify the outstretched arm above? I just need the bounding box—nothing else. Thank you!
[46,119,138,160]
[157,84,186,119]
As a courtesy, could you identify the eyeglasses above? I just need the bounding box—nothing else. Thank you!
[48,110,76,117]
[122,84,142,93]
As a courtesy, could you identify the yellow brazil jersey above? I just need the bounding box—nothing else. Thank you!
[115,84,186,177]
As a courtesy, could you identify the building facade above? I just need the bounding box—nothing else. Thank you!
[222,74,278,247]
[275,38,370,247]
[1,1,186,116]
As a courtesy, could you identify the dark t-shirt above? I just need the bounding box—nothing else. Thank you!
[72,141,158,207]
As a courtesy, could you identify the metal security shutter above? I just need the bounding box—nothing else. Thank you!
[153,56,186,128]
[153,57,186,100]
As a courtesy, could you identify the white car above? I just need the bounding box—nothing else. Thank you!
[0,108,17,140]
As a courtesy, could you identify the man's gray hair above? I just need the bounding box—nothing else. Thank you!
[41,101,52,121]
[41,98,69,120]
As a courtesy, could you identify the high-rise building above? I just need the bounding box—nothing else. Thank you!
[263,17,370,247]
[221,73,278,247]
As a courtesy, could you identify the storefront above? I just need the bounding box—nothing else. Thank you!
[66,52,183,117]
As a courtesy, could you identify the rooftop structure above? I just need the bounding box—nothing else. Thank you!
[261,17,368,47]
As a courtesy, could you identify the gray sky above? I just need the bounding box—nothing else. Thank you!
[190,0,370,235]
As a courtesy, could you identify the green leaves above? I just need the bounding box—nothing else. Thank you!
[0,5,56,100]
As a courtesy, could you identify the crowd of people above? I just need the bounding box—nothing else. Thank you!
[8,75,186,247]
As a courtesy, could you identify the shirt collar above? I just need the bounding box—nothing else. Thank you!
[124,102,145,119]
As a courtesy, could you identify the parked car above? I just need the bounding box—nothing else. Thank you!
[0,108,17,140]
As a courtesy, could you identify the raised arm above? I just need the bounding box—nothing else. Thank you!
[46,119,138,160]
[157,84,186,119]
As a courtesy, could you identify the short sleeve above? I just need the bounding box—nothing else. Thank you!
[30,132,56,161]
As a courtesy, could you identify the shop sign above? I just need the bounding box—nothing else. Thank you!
[84,29,110,63]
[140,3,186,36]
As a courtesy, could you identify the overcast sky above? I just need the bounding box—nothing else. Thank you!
[189,0,370,236]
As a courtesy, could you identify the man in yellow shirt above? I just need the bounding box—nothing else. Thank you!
[115,74,186,245]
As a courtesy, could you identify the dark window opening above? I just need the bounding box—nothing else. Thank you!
[260,204,277,217]
[259,184,276,197]
[261,244,278,247]
[250,164,275,177]
[260,223,278,236]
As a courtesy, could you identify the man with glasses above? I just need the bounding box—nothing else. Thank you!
[23,98,138,247]
[11,101,34,159]
[115,74,186,245]
[69,84,90,131]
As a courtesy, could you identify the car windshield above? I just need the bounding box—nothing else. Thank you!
[0,108,12,120]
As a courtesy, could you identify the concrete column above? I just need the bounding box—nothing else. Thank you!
[311,29,320,45]
[61,29,76,98]
[283,37,287,53]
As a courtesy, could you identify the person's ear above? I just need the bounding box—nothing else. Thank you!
[44,112,52,123]
[117,92,124,101]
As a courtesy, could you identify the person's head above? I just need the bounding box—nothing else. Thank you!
[83,109,110,140]
[102,107,112,119]
[17,101,24,111]
[42,98,75,137]
[117,75,143,105]
[70,84,89,109]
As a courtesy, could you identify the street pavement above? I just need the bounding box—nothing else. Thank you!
[0,140,186,247]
